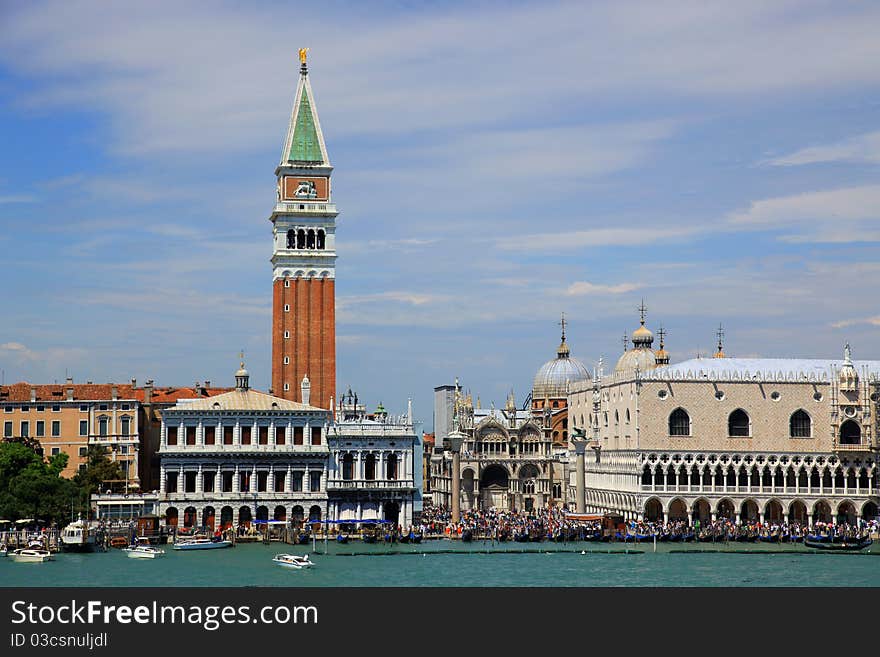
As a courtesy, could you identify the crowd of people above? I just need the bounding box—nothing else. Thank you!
[417,504,879,543]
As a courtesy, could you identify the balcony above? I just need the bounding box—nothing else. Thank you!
[273,202,337,214]
[161,444,328,455]
[326,479,415,492]
[162,491,325,502]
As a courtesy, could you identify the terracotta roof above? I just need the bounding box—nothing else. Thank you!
[0,382,232,404]
[423,432,435,447]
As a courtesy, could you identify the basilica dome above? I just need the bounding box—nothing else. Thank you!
[615,304,659,374]
[532,336,591,399]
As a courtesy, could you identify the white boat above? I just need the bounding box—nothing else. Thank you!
[10,548,53,563]
[272,553,314,569]
[60,518,96,552]
[0,545,7,558]
[122,544,165,559]
[173,537,232,551]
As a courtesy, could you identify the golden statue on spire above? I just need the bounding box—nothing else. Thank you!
[298,47,309,64]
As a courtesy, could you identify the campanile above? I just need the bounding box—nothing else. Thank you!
[270,50,336,409]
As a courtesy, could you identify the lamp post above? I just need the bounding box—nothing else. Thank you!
[571,429,588,514]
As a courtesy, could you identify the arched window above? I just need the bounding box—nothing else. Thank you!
[669,408,690,436]
[365,453,376,480]
[625,409,630,424]
[316,229,325,249]
[840,420,861,445]
[386,454,398,480]
[297,229,306,249]
[287,229,295,249]
[728,409,750,437]
[342,453,354,480]
[790,410,811,438]
[306,229,316,249]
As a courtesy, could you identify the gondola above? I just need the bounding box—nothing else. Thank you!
[804,536,872,551]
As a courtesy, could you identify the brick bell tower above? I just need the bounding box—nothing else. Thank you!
[270,49,336,409]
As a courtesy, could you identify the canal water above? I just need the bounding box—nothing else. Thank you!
[2,540,879,587]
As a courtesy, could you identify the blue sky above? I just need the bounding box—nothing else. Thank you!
[1,0,880,427]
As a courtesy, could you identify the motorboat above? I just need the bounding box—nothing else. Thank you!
[0,545,7,558]
[123,539,165,559]
[10,547,53,563]
[60,517,96,552]
[272,553,314,569]
[172,537,232,551]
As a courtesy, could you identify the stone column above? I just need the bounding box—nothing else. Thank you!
[196,465,203,493]
[449,432,464,523]
[233,465,240,493]
[572,438,588,514]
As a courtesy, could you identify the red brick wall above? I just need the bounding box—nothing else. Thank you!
[271,276,335,410]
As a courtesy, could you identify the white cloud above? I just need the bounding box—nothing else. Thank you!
[831,316,880,329]
[495,226,701,252]
[764,130,880,166]
[564,281,640,296]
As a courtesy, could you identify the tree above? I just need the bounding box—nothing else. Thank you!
[73,445,124,496]
[0,440,79,525]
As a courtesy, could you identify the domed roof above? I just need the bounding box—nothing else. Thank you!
[615,348,658,374]
[632,323,654,345]
[532,331,590,399]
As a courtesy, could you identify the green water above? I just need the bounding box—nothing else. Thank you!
[2,540,879,587]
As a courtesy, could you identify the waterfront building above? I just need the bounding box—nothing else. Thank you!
[568,313,880,526]
[429,324,591,512]
[270,49,337,409]
[156,363,330,530]
[326,392,421,528]
[1,380,140,481]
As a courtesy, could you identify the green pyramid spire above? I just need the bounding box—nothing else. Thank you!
[287,88,323,163]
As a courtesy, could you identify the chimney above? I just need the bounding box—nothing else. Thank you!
[195,381,200,393]
[65,376,73,385]
[86,380,93,385]
[204,380,211,388]
[144,380,153,405]
[111,386,118,401]
[131,378,137,388]
[30,386,37,403]
[66,386,74,402]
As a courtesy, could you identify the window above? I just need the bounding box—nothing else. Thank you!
[120,445,128,454]
[275,427,285,445]
[204,426,216,445]
[274,472,286,492]
[121,416,130,436]
[311,427,322,445]
[309,471,321,492]
[79,405,88,412]
[20,421,29,438]
[79,420,88,436]
[284,304,290,312]
[259,426,269,445]
[669,408,690,436]
[790,410,811,438]
[121,404,130,410]
[203,472,215,493]
[294,427,304,445]
[3,422,11,438]
[51,447,60,456]
[284,279,290,288]
[292,471,304,491]
[186,426,196,445]
[386,453,398,480]
[36,405,44,412]
[284,331,290,339]
[3,406,11,413]
[99,404,108,411]
[840,420,861,445]
[21,405,29,412]
[79,447,88,457]
[223,426,233,445]
[728,409,750,437]
[36,421,45,437]
[166,472,178,494]
[166,426,178,446]
[283,383,290,391]
[284,356,290,365]
[52,405,60,412]
[341,454,353,480]
[51,421,60,437]
[241,426,252,445]
[98,416,108,437]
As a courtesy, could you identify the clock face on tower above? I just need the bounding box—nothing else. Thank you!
[282,176,329,201]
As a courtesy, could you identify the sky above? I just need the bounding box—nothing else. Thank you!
[1,0,879,428]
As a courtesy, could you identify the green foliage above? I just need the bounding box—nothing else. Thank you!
[72,445,124,496]
[0,440,120,525]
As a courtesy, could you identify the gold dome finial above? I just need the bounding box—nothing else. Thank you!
[298,47,309,64]
[714,324,726,358]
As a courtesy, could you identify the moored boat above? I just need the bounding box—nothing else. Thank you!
[804,536,872,551]
[60,517,96,552]
[173,537,232,550]
[273,553,314,569]
[123,542,165,559]
[10,547,53,563]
